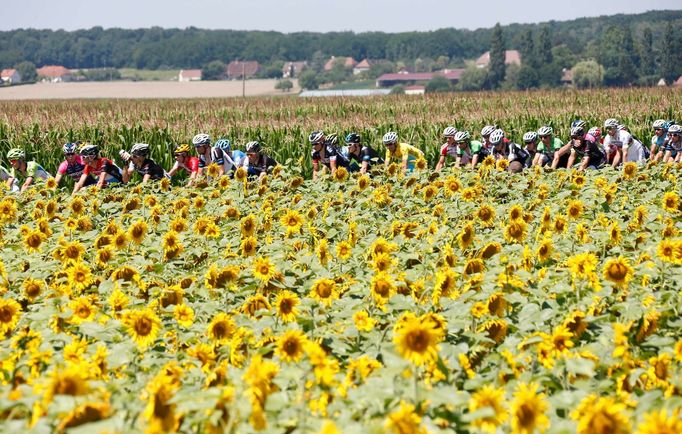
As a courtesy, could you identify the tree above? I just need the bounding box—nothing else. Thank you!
[298,70,319,90]
[274,79,293,92]
[426,75,452,93]
[661,22,679,84]
[201,60,226,80]
[488,23,506,89]
[536,26,553,65]
[536,26,555,86]
[571,60,604,89]
[501,64,521,90]
[457,65,488,91]
[14,61,37,82]
[639,28,655,77]
[519,29,537,69]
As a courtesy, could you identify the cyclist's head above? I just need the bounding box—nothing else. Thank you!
[588,127,601,140]
[192,133,211,149]
[603,118,619,135]
[382,132,398,149]
[345,132,361,146]
[523,131,538,144]
[214,139,231,152]
[652,119,667,132]
[309,131,325,146]
[79,144,99,159]
[63,142,78,156]
[6,148,25,163]
[481,125,496,139]
[174,144,191,159]
[570,126,585,140]
[454,131,470,144]
[668,124,682,140]
[246,141,262,155]
[537,126,553,140]
[489,129,505,146]
[443,126,457,139]
[571,120,587,130]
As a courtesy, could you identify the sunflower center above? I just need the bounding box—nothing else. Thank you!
[608,263,628,280]
[0,307,13,323]
[134,318,153,336]
[405,329,429,353]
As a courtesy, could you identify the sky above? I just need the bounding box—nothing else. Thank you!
[3,0,680,33]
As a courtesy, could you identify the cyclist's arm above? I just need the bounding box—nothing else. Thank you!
[435,155,446,172]
[142,173,151,184]
[329,158,338,175]
[579,155,590,171]
[21,177,34,192]
[122,164,132,184]
[97,171,107,188]
[566,149,577,169]
[312,159,320,181]
[360,160,369,174]
[73,173,88,193]
[470,153,479,169]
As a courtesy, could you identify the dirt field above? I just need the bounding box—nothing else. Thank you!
[0,79,300,100]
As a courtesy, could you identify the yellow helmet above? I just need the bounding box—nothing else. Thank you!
[174,144,191,154]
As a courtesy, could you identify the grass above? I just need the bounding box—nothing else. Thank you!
[327,79,378,90]
[118,68,181,81]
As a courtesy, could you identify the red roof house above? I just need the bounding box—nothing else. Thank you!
[36,65,73,82]
[1,68,21,84]
[475,50,521,68]
[226,61,260,79]
[178,69,202,81]
[376,69,464,87]
[324,56,357,71]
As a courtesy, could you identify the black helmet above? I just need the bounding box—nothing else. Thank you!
[345,133,361,144]
[327,133,338,146]
[245,141,262,154]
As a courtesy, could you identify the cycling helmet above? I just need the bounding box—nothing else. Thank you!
[668,124,682,134]
[327,133,339,146]
[664,121,676,130]
[617,124,628,132]
[79,144,99,157]
[192,133,211,147]
[174,144,191,154]
[6,148,25,160]
[537,126,553,137]
[489,129,505,145]
[571,120,587,129]
[481,125,496,137]
[454,131,470,143]
[345,133,361,144]
[652,119,667,130]
[131,143,150,157]
[523,131,538,143]
[603,118,619,129]
[382,132,398,145]
[443,126,457,137]
[570,126,585,138]
[245,141,262,154]
[588,127,601,139]
[63,142,78,154]
[308,131,325,145]
[214,138,231,151]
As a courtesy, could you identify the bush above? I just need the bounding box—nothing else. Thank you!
[275,79,294,92]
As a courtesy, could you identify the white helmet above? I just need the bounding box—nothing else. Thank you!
[588,127,602,139]
[454,131,470,143]
[668,124,682,134]
[443,126,457,137]
[489,129,505,145]
[523,131,538,143]
[131,143,150,156]
[603,118,619,129]
[652,119,667,130]
[537,126,553,137]
[308,131,325,144]
[570,126,585,138]
[481,125,496,137]
[192,133,211,146]
[382,132,398,145]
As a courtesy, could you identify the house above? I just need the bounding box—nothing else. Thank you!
[657,78,667,86]
[475,50,521,68]
[282,61,308,78]
[673,76,682,87]
[376,69,464,87]
[353,59,377,75]
[36,65,73,82]
[1,69,21,84]
[404,85,425,95]
[226,61,260,80]
[561,68,573,86]
[324,56,357,72]
[178,69,202,82]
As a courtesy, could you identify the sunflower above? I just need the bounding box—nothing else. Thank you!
[370,272,395,306]
[422,184,438,201]
[23,229,46,253]
[173,304,194,328]
[309,278,338,307]
[510,382,549,434]
[128,219,148,244]
[317,239,330,266]
[275,329,308,363]
[205,264,240,289]
[163,231,181,251]
[508,204,524,221]
[274,290,300,323]
[553,215,567,234]
[332,167,349,182]
[107,288,129,316]
[433,267,458,300]
[241,214,257,238]
[468,385,508,433]
[487,292,507,317]
[69,197,86,215]
[662,191,679,213]
[415,157,428,170]
[23,277,44,301]
[393,317,441,366]
[353,310,376,332]
[461,187,477,201]
[123,308,161,348]
[536,237,554,262]
[280,209,304,236]
[571,395,630,434]
[67,262,94,292]
[57,401,111,431]
[608,222,622,245]
[635,409,682,434]
[478,242,501,260]
[478,319,508,344]
[656,239,677,264]
[241,294,271,317]
[567,252,598,280]
[0,298,21,334]
[566,199,584,220]
[241,236,258,257]
[563,311,588,338]
[235,166,248,182]
[253,256,277,283]
[207,312,236,344]
[445,176,462,196]
[572,172,586,188]
[113,231,128,250]
[385,401,427,434]
[602,256,634,289]
[504,220,527,244]
[43,365,90,404]
[335,240,352,262]
[457,222,475,250]
[357,175,370,191]
[68,296,96,324]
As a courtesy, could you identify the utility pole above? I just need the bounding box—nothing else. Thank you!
[242,62,246,98]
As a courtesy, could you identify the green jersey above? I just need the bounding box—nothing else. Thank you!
[537,137,563,153]
[10,161,51,183]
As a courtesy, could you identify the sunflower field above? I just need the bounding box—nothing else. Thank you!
[0,158,680,433]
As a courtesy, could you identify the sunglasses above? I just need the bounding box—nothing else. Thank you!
[174,152,188,157]
[671,133,680,137]
[65,153,75,156]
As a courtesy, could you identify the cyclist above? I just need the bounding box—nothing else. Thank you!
[74,144,123,193]
[566,126,605,170]
[434,126,459,172]
[383,131,424,173]
[343,132,382,174]
[192,133,213,176]
[167,144,200,186]
[535,126,564,167]
[454,131,484,169]
[213,138,244,176]
[661,124,682,163]
[120,143,168,184]
[55,142,94,188]
[243,141,278,179]
[602,118,634,167]
[5,148,52,193]
[650,120,668,160]
[480,125,497,156]
[522,131,539,167]
[309,130,350,180]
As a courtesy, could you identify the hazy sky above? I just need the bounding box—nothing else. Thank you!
[3,0,679,33]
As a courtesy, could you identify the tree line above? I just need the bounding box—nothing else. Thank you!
[1,10,680,87]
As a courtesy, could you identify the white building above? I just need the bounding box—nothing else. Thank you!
[179,69,202,82]
[1,69,21,84]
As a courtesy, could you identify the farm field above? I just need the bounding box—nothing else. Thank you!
[0,79,300,100]
[0,88,681,433]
